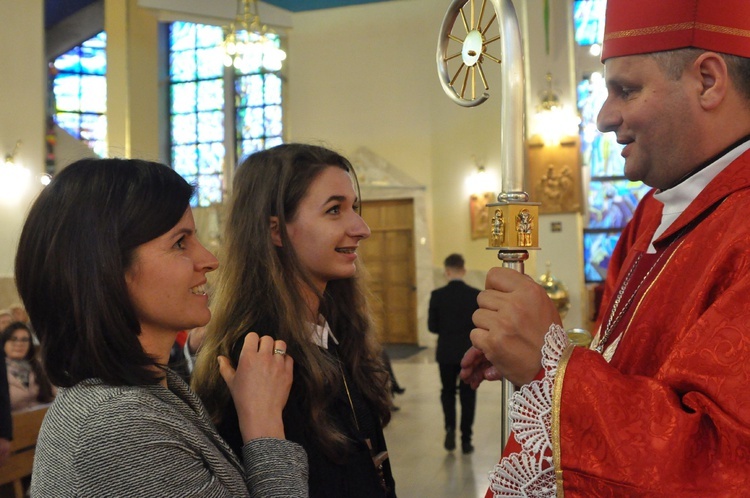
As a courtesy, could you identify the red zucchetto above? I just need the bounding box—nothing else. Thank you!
[602,0,750,61]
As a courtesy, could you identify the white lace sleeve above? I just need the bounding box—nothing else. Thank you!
[488,324,570,498]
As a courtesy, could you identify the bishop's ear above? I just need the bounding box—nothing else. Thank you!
[695,51,728,111]
[270,216,283,247]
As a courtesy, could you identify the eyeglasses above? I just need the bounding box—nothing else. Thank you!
[7,337,30,343]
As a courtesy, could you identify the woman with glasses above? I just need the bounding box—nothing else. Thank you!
[1,321,54,411]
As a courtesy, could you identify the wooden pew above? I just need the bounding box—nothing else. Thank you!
[0,405,48,498]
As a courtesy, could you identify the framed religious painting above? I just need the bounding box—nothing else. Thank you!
[527,136,583,214]
[469,192,495,240]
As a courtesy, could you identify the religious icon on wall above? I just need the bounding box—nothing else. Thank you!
[470,192,495,240]
[527,137,582,214]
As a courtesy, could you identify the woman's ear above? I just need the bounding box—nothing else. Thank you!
[270,216,283,247]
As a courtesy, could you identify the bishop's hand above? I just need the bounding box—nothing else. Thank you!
[468,267,561,387]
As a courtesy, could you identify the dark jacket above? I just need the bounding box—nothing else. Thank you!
[428,280,480,364]
[0,349,11,441]
[218,320,396,498]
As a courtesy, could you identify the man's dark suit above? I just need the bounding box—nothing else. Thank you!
[428,279,480,447]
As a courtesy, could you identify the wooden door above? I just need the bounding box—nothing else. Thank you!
[359,199,417,344]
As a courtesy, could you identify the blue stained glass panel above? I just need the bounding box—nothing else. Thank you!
[56,113,81,135]
[84,32,107,49]
[171,114,197,145]
[172,82,197,113]
[54,52,83,73]
[53,31,107,157]
[54,75,83,112]
[196,47,225,79]
[583,230,620,283]
[80,114,107,141]
[587,131,625,178]
[243,107,265,138]
[198,143,225,174]
[264,105,283,136]
[170,51,197,82]
[238,74,264,107]
[574,0,605,46]
[577,75,627,178]
[196,80,224,111]
[266,136,283,148]
[265,74,282,104]
[170,21,284,206]
[197,111,224,142]
[79,76,107,112]
[197,174,223,206]
[170,23,197,51]
[80,50,106,75]
[196,24,224,48]
[588,180,651,229]
[173,145,199,176]
[241,139,265,158]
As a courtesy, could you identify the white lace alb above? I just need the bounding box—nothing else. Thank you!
[488,324,570,498]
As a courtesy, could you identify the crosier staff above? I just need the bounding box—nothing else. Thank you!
[436,0,539,445]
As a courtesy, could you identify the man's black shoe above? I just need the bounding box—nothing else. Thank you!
[444,429,456,451]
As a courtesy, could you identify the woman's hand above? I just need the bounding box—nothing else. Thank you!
[218,332,293,443]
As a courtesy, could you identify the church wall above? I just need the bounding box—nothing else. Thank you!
[0,0,46,306]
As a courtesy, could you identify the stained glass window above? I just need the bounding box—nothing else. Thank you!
[52,31,108,157]
[169,21,284,207]
[573,0,605,46]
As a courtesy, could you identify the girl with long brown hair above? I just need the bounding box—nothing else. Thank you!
[192,143,396,497]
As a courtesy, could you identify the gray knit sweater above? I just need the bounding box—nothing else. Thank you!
[30,369,308,497]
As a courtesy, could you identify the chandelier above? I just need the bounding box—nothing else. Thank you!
[223,0,287,72]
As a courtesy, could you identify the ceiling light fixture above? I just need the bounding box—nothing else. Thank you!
[223,0,287,72]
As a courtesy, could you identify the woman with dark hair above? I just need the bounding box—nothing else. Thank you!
[15,157,307,497]
[192,143,396,497]
[1,321,54,411]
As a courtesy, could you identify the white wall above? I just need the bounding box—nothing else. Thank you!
[0,0,46,289]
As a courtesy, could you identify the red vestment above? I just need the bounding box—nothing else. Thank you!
[488,149,750,497]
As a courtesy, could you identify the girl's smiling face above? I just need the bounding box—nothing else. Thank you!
[281,166,371,293]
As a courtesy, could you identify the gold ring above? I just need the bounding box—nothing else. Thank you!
[273,348,286,356]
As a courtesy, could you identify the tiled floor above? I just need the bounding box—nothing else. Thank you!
[383,346,504,498]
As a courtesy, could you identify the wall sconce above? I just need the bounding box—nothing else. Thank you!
[530,73,580,147]
[465,155,496,196]
[4,140,21,166]
[0,140,31,204]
